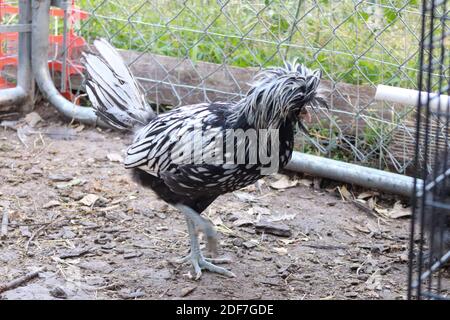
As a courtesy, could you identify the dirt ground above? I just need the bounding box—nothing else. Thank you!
[0,105,419,300]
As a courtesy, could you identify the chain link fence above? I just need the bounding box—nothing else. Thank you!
[3,0,447,175]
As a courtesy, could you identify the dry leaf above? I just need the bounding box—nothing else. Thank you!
[211,215,223,226]
[107,153,123,163]
[180,286,197,297]
[74,124,85,132]
[273,247,288,255]
[269,175,298,190]
[374,206,390,218]
[338,185,352,201]
[354,224,371,234]
[55,178,84,189]
[93,180,103,192]
[365,270,383,291]
[367,197,376,210]
[267,213,297,222]
[357,191,379,199]
[388,201,411,219]
[233,191,256,203]
[79,194,99,207]
[298,179,312,187]
[24,112,42,128]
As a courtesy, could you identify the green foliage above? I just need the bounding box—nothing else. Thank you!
[383,7,398,24]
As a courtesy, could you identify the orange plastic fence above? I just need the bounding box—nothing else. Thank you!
[0,0,89,101]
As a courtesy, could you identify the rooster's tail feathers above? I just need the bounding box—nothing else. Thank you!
[84,38,155,131]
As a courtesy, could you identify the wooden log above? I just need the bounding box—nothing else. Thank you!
[43,49,383,134]
[2,48,381,129]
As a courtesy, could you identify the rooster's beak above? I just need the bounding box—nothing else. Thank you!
[298,108,311,123]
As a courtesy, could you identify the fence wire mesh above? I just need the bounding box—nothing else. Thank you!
[71,0,430,174]
[1,0,446,175]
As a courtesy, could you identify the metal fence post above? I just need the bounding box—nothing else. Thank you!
[31,0,106,126]
[0,0,33,111]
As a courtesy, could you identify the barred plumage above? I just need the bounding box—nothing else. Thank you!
[84,39,324,278]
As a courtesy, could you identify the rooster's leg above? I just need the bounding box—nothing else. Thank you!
[175,204,235,279]
[178,204,218,254]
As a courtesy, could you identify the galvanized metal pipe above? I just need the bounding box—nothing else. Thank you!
[31,0,107,127]
[0,0,33,109]
[0,87,28,107]
[285,152,422,197]
[375,84,450,112]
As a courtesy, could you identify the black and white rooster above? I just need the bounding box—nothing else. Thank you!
[84,39,325,279]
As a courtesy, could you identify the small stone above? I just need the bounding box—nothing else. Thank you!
[19,226,32,238]
[150,201,168,212]
[350,263,361,270]
[344,291,359,298]
[118,289,145,299]
[59,247,91,259]
[16,191,28,198]
[24,112,42,127]
[155,211,166,219]
[233,218,254,227]
[101,243,116,250]
[62,227,76,239]
[55,178,84,189]
[48,173,73,182]
[27,167,43,176]
[0,250,19,263]
[243,241,257,249]
[123,251,143,259]
[232,238,243,247]
[106,153,123,163]
[180,286,197,297]
[79,194,99,207]
[349,279,360,285]
[78,260,113,273]
[138,209,155,218]
[95,233,112,245]
[255,220,291,237]
[69,190,85,201]
[357,274,369,281]
[96,196,109,207]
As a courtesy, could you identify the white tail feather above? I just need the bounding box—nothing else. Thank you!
[84,38,155,130]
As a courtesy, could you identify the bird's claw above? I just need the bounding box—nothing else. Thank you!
[176,252,235,279]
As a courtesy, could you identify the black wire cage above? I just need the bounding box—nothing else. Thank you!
[408,0,450,300]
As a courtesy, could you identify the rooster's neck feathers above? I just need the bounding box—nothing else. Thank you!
[227,61,322,130]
